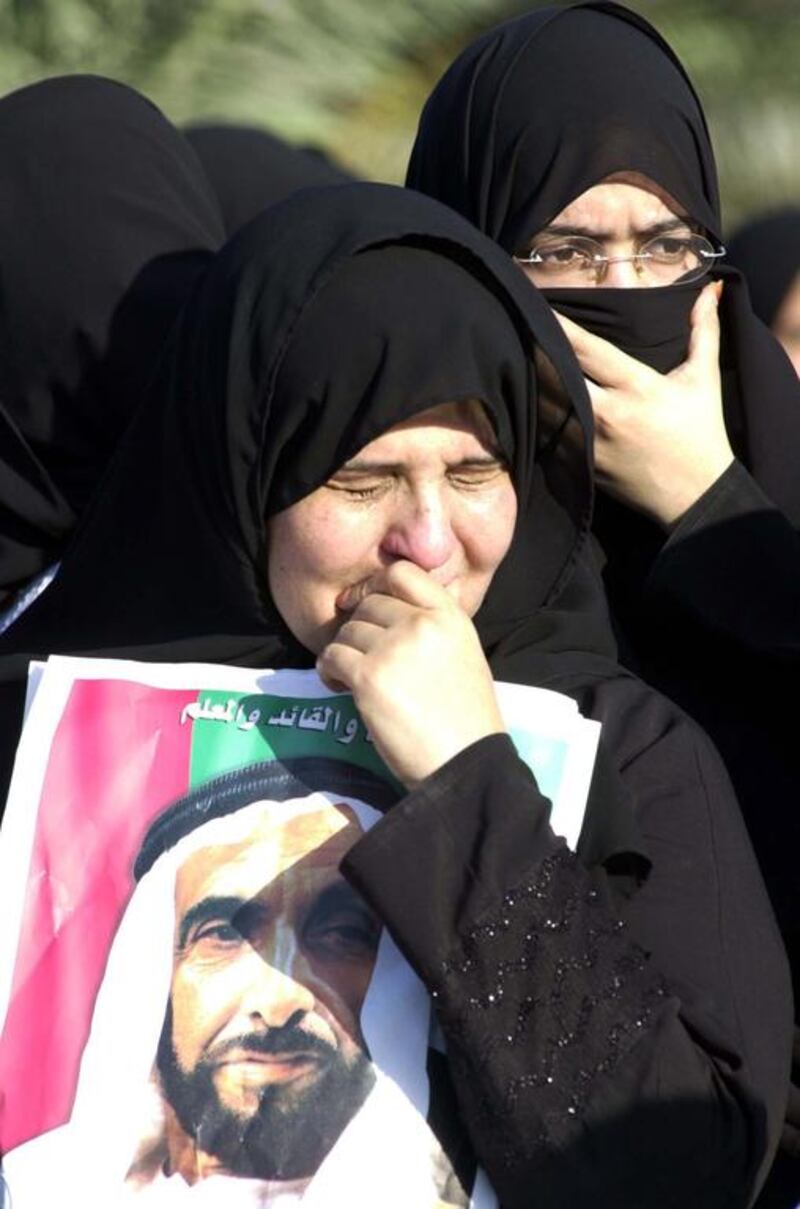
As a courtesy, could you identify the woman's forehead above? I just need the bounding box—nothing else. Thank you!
[545,177,688,235]
[342,400,499,466]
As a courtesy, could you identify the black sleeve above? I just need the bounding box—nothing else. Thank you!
[646,459,800,659]
[639,460,800,1002]
[343,731,792,1209]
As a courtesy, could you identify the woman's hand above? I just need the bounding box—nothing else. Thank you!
[316,561,505,789]
[557,281,734,528]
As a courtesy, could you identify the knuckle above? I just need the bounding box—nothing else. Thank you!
[406,609,432,639]
[385,561,408,592]
[333,618,355,645]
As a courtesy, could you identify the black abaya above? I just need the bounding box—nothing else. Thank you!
[0,183,790,1205]
[406,9,800,1189]
[184,123,353,237]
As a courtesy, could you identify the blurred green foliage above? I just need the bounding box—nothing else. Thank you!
[0,0,797,228]
[638,0,800,227]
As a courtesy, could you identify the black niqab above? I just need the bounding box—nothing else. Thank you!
[542,281,702,375]
[0,75,225,602]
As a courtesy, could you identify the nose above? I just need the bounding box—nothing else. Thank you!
[240,925,316,1028]
[379,489,457,573]
[602,256,645,289]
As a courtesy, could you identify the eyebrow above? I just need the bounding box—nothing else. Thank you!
[178,894,260,949]
[536,217,694,242]
[305,881,381,936]
[308,880,375,917]
[336,453,506,475]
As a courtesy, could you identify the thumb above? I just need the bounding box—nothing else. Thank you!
[685,280,722,373]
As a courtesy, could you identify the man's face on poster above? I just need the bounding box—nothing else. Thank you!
[156,797,380,1181]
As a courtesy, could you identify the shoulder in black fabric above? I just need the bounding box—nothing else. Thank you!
[184,123,354,238]
[727,207,800,329]
[0,74,225,599]
[0,404,75,607]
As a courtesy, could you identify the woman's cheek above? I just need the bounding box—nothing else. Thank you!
[463,481,518,571]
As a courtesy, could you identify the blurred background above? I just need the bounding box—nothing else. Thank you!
[0,0,797,230]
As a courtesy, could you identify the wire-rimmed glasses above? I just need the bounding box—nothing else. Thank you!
[515,232,726,287]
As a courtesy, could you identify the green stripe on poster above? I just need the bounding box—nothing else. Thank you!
[187,689,401,791]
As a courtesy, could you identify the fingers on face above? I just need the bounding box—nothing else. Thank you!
[380,560,452,608]
[349,591,409,629]
[687,280,721,367]
[317,577,431,689]
[337,560,449,614]
[557,313,650,390]
[583,378,620,445]
[554,312,584,343]
[331,617,386,654]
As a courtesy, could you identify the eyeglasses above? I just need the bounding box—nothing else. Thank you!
[514,232,726,287]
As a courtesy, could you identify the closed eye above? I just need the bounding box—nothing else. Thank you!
[447,465,507,490]
[325,475,393,501]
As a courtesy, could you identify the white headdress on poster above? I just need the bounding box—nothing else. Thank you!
[4,768,496,1208]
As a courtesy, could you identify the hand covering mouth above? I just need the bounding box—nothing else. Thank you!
[335,569,460,615]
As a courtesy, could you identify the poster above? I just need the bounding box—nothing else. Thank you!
[0,657,599,1207]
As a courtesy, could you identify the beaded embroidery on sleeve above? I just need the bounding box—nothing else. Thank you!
[434,848,668,1166]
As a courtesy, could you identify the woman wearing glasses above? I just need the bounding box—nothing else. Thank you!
[407,4,800,1202]
[406,3,800,541]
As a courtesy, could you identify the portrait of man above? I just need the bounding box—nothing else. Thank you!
[146,776,381,1187]
[3,755,472,1206]
[127,756,394,1196]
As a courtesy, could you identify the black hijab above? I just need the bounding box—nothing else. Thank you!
[184,124,353,237]
[728,207,800,328]
[1,183,660,872]
[0,75,225,603]
[406,0,800,528]
[1,183,598,671]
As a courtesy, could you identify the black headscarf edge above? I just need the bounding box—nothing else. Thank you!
[267,201,595,653]
[407,1,721,246]
[178,182,597,608]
